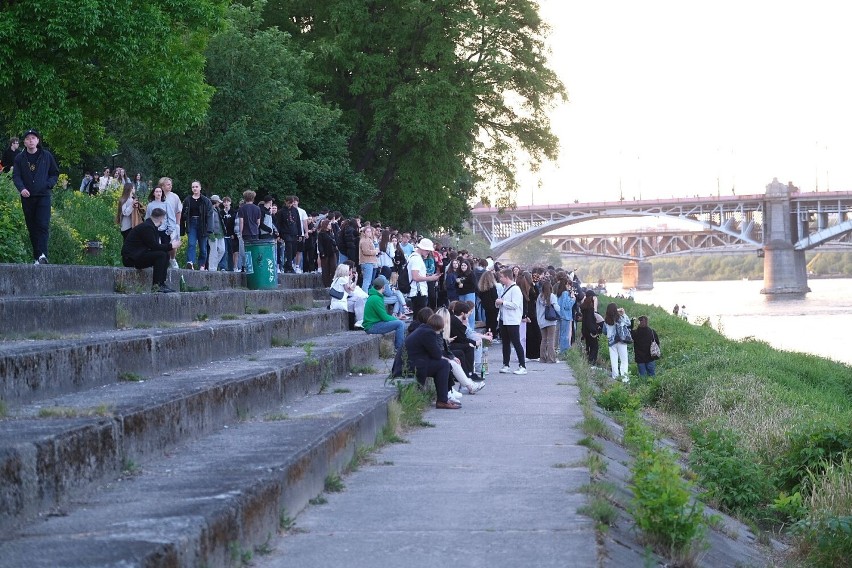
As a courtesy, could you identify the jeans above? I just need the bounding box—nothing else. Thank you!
[558,319,572,351]
[459,292,476,330]
[638,361,657,376]
[186,217,208,267]
[360,263,376,292]
[366,319,406,350]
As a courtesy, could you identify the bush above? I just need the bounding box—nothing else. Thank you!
[778,421,852,493]
[689,425,773,517]
[632,444,705,558]
[791,455,852,567]
[0,173,124,265]
[595,382,640,413]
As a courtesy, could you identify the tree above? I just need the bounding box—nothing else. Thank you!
[506,238,563,268]
[0,0,226,163]
[139,1,373,213]
[264,0,565,230]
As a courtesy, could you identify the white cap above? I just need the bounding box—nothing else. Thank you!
[417,238,435,252]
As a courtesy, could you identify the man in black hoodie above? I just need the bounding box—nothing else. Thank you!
[121,208,182,292]
[12,129,59,264]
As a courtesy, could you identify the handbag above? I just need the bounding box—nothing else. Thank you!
[329,287,344,300]
[650,331,661,358]
[544,303,559,321]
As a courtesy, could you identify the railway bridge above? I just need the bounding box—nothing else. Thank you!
[470,179,852,294]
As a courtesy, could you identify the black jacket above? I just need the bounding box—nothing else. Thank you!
[449,314,475,348]
[318,231,338,258]
[12,148,59,196]
[181,194,215,237]
[631,326,660,364]
[122,219,172,262]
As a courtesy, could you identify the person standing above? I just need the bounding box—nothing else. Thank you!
[580,292,601,366]
[220,196,236,271]
[2,137,20,173]
[159,177,182,269]
[407,237,441,317]
[121,207,182,293]
[496,268,527,375]
[603,303,631,382]
[630,315,660,378]
[535,279,560,363]
[317,218,338,287]
[207,195,226,271]
[181,180,214,270]
[12,129,59,264]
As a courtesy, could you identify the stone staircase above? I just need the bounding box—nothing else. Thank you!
[0,264,397,567]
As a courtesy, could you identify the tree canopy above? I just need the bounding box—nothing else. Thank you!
[264,0,565,230]
[0,0,226,163]
[142,2,373,212]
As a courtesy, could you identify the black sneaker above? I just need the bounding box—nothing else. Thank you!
[156,284,176,293]
[469,373,485,382]
[37,254,48,264]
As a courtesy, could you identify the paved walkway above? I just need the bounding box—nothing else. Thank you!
[255,346,598,568]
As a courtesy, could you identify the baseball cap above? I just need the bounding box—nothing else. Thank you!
[210,194,221,202]
[22,129,40,140]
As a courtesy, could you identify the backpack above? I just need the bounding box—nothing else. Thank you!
[397,260,411,294]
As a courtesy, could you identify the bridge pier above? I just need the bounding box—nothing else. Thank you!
[622,261,653,290]
[761,178,810,295]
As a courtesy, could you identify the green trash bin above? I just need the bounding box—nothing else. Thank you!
[244,240,279,290]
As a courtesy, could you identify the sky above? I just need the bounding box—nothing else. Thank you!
[523,0,852,207]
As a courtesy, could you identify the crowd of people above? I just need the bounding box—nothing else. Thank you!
[4,133,661,393]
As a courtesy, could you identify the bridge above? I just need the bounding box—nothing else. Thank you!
[470,179,852,294]
[549,229,851,261]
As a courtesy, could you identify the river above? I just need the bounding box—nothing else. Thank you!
[604,278,852,366]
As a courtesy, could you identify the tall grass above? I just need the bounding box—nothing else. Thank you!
[596,295,852,560]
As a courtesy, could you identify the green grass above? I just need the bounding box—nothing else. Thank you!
[324,473,345,493]
[271,336,292,347]
[333,388,351,394]
[350,365,378,374]
[578,295,852,564]
[118,372,144,382]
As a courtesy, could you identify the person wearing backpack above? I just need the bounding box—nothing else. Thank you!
[407,238,441,317]
[630,315,660,378]
[603,303,632,382]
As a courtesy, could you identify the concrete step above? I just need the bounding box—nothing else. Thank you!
[0,309,349,405]
[0,363,396,567]
[0,287,317,335]
[0,330,394,534]
[0,263,324,297]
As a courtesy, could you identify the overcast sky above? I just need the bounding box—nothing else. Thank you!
[523,0,852,206]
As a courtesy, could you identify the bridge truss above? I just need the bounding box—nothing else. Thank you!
[470,191,852,258]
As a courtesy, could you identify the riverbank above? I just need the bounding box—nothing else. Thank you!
[570,296,852,566]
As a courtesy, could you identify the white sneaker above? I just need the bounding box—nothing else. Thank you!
[499,366,511,374]
[448,390,462,403]
[170,259,179,269]
[468,382,486,394]
[513,367,528,375]
[354,320,364,329]
[621,376,630,383]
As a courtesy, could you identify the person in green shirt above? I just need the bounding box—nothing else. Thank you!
[362,276,406,350]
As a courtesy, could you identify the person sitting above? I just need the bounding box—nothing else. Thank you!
[437,307,485,395]
[121,207,182,293]
[362,276,406,350]
[403,313,460,409]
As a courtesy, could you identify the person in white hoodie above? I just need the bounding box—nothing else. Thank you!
[495,268,527,375]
